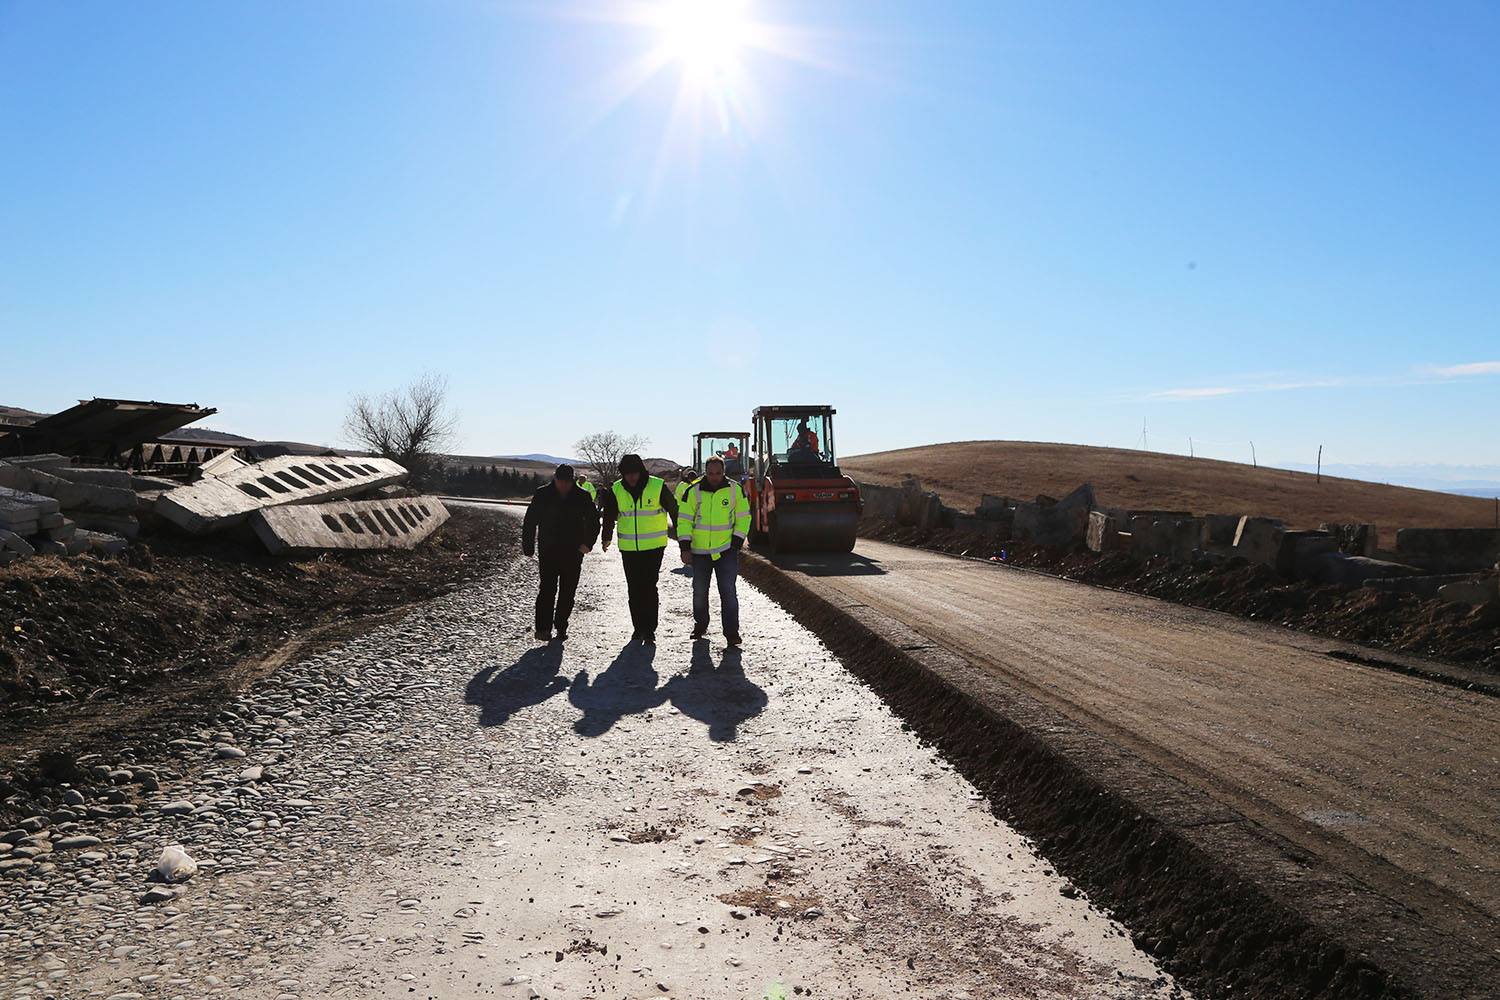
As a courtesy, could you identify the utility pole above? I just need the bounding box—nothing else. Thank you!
[1250,441,1257,468]
[1142,418,1149,451]
[1317,445,1323,484]
[1189,437,1194,458]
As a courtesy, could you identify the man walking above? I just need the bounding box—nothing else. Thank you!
[677,455,749,646]
[599,454,678,644]
[521,464,600,642]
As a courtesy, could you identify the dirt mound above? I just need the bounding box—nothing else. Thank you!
[0,507,512,716]
[845,441,1497,534]
[863,520,1500,674]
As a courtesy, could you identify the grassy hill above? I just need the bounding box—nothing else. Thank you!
[843,441,1499,535]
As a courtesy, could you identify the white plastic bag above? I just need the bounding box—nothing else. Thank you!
[157,844,198,883]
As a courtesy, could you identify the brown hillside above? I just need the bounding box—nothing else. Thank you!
[844,441,1499,535]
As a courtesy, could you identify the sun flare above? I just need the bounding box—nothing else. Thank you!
[653,0,752,81]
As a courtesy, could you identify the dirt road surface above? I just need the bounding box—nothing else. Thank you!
[0,511,1182,999]
[761,540,1500,985]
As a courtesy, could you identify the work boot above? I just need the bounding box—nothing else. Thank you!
[726,633,742,647]
[534,628,551,642]
[690,627,707,640]
[640,632,656,645]
[555,630,568,641]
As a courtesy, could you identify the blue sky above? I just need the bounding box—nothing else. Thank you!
[2,1,1497,475]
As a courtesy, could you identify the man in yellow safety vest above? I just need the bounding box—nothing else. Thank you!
[677,455,750,646]
[669,469,700,540]
[599,453,679,644]
[576,473,598,505]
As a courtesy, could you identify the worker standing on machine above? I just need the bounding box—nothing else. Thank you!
[599,454,678,645]
[723,442,744,478]
[678,455,749,647]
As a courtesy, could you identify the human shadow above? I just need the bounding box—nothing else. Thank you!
[464,643,568,727]
[568,643,669,738]
[663,642,768,742]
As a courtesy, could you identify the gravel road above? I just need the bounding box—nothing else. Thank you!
[0,513,1182,999]
[765,539,1500,953]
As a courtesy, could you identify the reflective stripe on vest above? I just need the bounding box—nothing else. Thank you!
[612,475,669,551]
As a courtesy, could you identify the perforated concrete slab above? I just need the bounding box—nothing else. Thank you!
[156,455,408,534]
[250,496,449,554]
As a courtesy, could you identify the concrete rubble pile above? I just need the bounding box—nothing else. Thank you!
[0,454,166,563]
[855,475,1500,608]
[0,451,452,565]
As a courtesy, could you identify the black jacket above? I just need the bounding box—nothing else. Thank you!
[598,476,678,546]
[522,482,601,557]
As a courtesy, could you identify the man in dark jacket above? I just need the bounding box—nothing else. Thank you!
[522,464,601,642]
[599,454,678,644]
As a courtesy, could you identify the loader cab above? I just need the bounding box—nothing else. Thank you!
[692,431,750,480]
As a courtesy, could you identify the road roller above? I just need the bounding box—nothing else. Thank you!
[748,405,862,553]
[691,430,750,480]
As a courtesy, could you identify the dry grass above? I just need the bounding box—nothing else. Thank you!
[844,441,1500,535]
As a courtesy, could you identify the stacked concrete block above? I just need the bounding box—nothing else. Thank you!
[1435,578,1499,606]
[0,486,58,538]
[156,456,408,534]
[250,497,449,555]
[1320,523,1379,557]
[1308,553,1425,586]
[1087,511,1124,553]
[1012,484,1095,547]
[1232,517,1285,567]
[1203,515,1243,550]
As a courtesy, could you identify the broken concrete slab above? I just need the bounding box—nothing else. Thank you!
[0,486,60,530]
[157,456,408,534]
[67,511,140,540]
[75,530,129,556]
[1276,531,1338,578]
[1321,523,1379,558]
[1203,514,1242,549]
[0,463,137,513]
[196,449,250,479]
[250,496,449,555]
[1232,516,1285,567]
[0,529,34,556]
[1308,553,1424,586]
[1394,528,1500,573]
[1436,578,1498,606]
[1013,483,1095,547]
[1087,511,1123,553]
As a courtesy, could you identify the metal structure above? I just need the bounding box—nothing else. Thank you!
[0,397,216,469]
[748,405,861,553]
[691,431,750,479]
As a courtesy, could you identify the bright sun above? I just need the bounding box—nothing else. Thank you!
[653,0,752,80]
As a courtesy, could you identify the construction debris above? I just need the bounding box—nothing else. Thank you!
[0,397,216,466]
[155,455,408,534]
[251,497,450,555]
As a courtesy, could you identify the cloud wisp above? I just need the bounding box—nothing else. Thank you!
[1143,360,1500,402]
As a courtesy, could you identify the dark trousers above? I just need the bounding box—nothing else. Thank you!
[620,548,665,635]
[692,551,740,637]
[536,550,584,635]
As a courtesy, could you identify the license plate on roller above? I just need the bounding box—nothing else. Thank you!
[815,492,834,499]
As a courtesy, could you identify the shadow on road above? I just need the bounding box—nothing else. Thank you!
[768,552,886,577]
[464,643,568,727]
[568,643,668,737]
[664,642,768,742]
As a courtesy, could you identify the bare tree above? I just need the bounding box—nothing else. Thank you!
[574,431,649,487]
[345,373,458,485]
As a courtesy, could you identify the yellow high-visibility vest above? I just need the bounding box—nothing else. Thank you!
[578,480,597,502]
[612,476,669,551]
[680,479,750,560]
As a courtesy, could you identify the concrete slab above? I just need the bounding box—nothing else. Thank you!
[250,496,448,555]
[75,529,129,555]
[197,449,250,479]
[0,486,59,528]
[156,456,408,534]
[1395,528,1500,573]
[0,463,137,513]
[0,529,34,556]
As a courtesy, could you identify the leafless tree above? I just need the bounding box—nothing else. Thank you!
[344,373,458,484]
[574,431,649,487]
